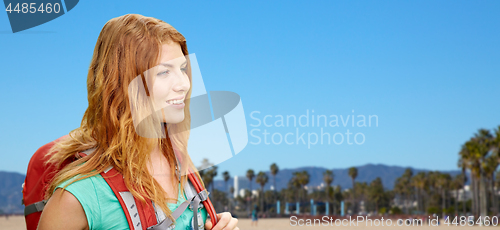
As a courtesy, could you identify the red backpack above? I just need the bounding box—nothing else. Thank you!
[22,136,219,230]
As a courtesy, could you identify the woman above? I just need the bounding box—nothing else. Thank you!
[37,14,238,230]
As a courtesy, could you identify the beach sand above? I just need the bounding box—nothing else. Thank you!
[0,215,495,229]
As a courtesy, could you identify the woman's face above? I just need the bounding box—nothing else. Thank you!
[150,42,190,124]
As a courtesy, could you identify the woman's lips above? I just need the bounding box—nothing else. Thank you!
[166,100,185,109]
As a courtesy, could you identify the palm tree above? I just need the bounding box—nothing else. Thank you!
[223,171,231,196]
[229,186,235,197]
[452,174,465,216]
[436,173,451,218]
[289,173,302,202]
[401,168,413,214]
[348,167,358,214]
[411,172,427,214]
[198,158,213,187]
[229,186,235,212]
[222,171,232,210]
[323,170,334,214]
[463,129,494,217]
[483,154,498,215]
[393,177,405,213]
[292,171,310,202]
[270,163,279,191]
[460,142,479,216]
[495,171,500,216]
[457,155,468,215]
[494,125,500,154]
[246,169,255,213]
[247,169,255,193]
[475,129,494,217]
[256,171,269,214]
[200,165,217,193]
[208,166,218,193]
[299,171,310,201]
[368,177,384,213]
[393,169,414,215]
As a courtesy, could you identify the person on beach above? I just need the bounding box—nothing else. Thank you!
[36,14,239,230]
[251,205,258,226]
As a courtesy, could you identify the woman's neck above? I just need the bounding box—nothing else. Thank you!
[147,145,170,176]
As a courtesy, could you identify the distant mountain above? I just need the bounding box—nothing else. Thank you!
[0,164,463,214]
[212,164,463,193]
[0,171,25,214]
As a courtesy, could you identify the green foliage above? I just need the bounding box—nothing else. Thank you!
[444,206,454,215]
[210,189,229,211]
[427,206,440,214]
[390,206,402,214]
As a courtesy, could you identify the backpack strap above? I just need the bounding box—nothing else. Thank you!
[100,167,157,230]
[94,148,216,230]
[100,157,200,230]
[172,148,219,226]
[23,147,91,217]
[188,186,209,230]
[24,200,47,216]
[148,180,208,230]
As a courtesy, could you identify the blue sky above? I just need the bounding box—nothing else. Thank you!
[1,0,499,180]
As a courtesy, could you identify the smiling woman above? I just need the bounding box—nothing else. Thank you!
[24,14,239,230]
[150,45,190,124]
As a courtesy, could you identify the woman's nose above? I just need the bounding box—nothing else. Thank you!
[173,71,190,92]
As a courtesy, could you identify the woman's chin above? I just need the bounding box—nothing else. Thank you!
[163,117,185,125]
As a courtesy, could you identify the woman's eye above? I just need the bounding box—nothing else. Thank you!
[181,67,187,73]
[157,70,170,76]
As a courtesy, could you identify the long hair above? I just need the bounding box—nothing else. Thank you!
[45,14,203,223]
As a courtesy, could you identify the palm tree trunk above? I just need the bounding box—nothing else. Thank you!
[273,176,276,194]
[425,191,430,214]
[446,189,450,213]
[476,175,480,216]
[351,179,356,214]
[405,193,409,214]
[490,177,495,215]
[462,177,466,215]
[416,188,420,213]
[261,187,264,215]
[480,173,488,218]
[442,189,446,218]
[494,176,499,216]
[462,189,466,215]
[225,181,228,196]
[333,189,337,215]
[275,175,278,214]
[472,175,477,216]
[490,176,497,214]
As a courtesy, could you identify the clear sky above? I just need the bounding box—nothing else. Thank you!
[1,0,499,180]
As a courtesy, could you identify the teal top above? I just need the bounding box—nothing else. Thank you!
[56,174,207,230]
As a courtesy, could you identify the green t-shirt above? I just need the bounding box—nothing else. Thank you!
[56,174,207,230]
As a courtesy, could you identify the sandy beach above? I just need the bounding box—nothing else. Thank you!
[1,215,498,230]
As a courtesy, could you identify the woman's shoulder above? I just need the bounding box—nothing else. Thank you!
[53,173,128,229]
[38,187,90,230]
[56,173,105,189]
[55,173,115,210]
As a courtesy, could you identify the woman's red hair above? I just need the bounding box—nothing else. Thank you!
[45,14,203,224]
